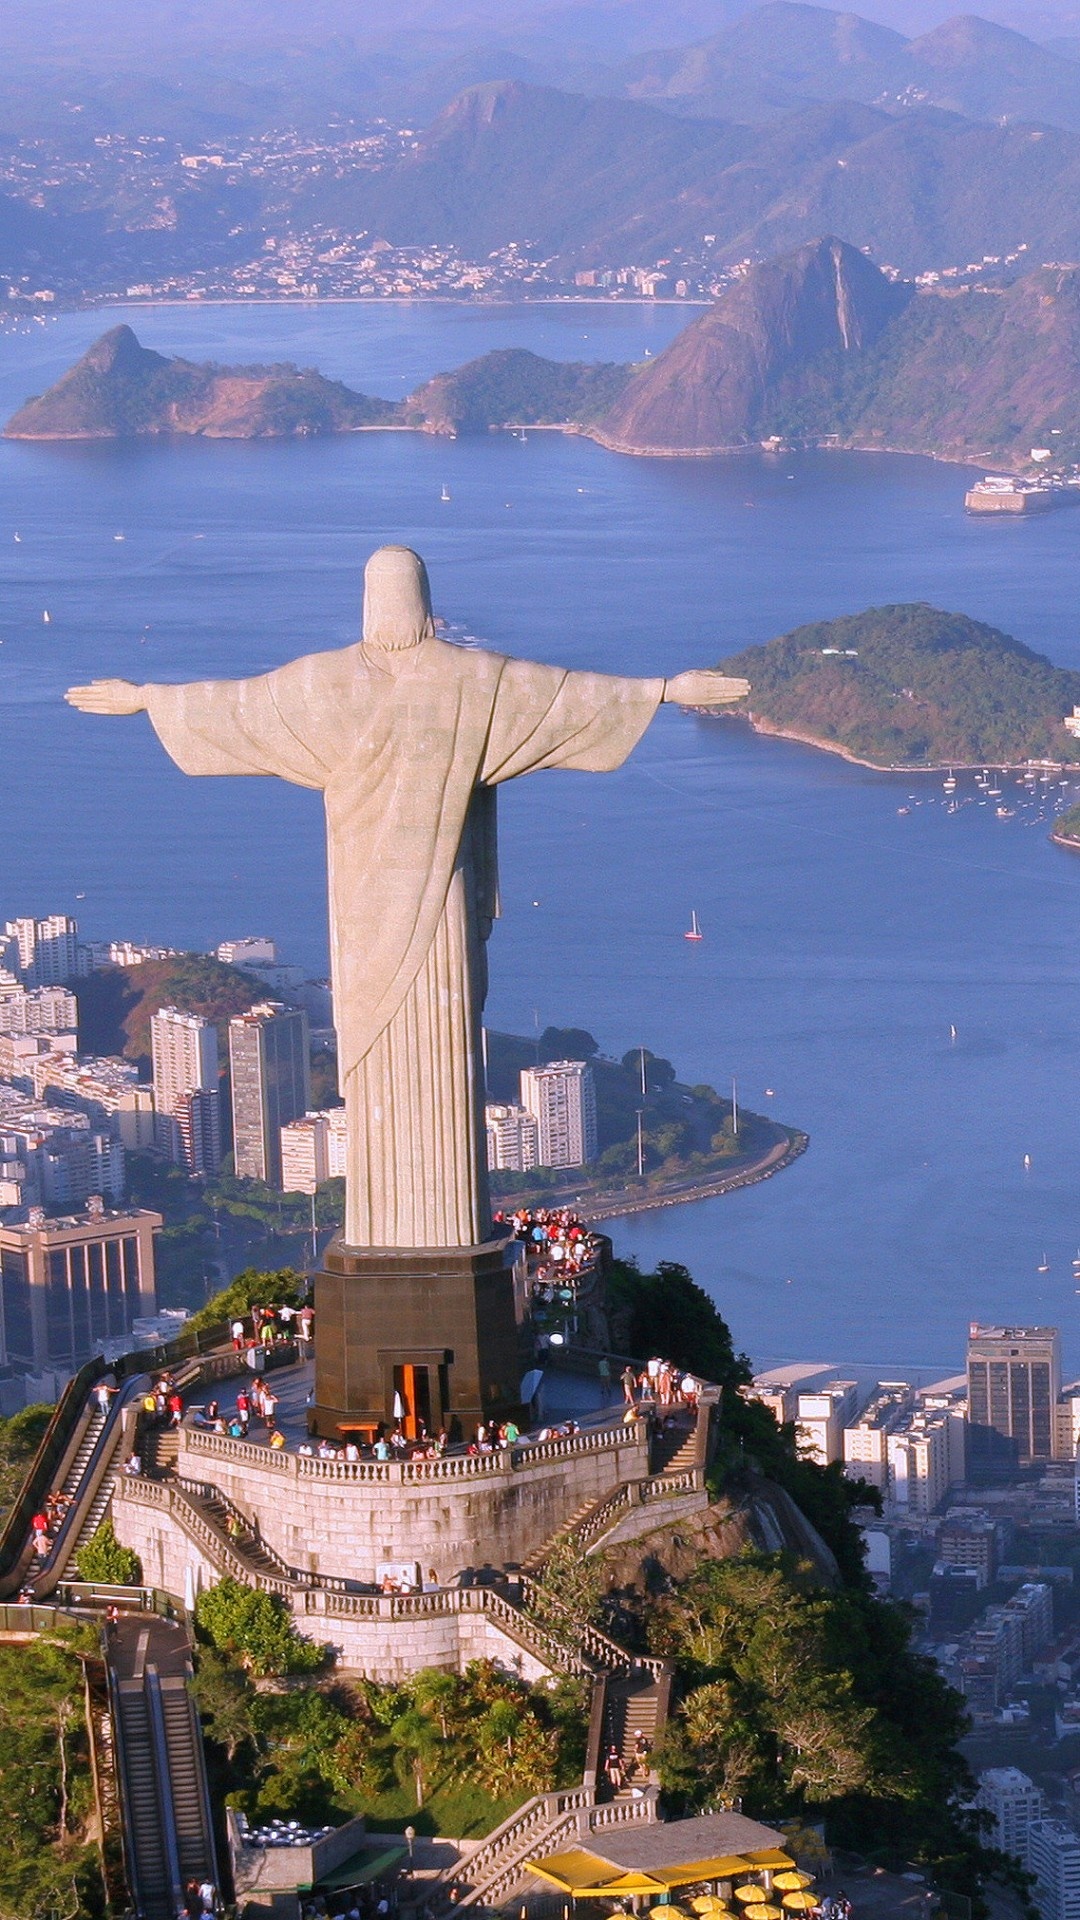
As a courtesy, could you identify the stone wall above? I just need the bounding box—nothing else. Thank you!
[172,1421,650,1585]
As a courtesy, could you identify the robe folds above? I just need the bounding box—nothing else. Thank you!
[145,636,663,1248]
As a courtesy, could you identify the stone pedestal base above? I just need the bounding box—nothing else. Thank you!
[312,1234,526,1441]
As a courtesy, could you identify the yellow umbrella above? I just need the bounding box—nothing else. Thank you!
[773,1877,813,1894]
[735,1890,767,1905]
[781,1896,818,1914]
[690,1900,730,1915]
[742,1907,783,1920]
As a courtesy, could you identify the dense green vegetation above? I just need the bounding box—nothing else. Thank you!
[606,1256,1021,1913]
[406,347,630,433]
[184,1264,308,1335]
[0,1626,104,1920]
[720,602,1080,769]
[74,1519,142,1586]
[195,1578,324,1676]
[193,1648,588,1835]
[649,1557,1025,1908]
[1054,801,1080,844]
[0,1403,52,1522]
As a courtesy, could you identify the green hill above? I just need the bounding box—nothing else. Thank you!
[718,603,1080,769]
[75,953,265,1070]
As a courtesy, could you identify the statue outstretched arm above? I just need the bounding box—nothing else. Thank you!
[67,662,336,789]
[662,670,749,706]
[65,679,147,715]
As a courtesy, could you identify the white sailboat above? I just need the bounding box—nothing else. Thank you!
[440,485,451,502]
[684,910,703,942]
[42,609,50,624]
[943,770,957,793]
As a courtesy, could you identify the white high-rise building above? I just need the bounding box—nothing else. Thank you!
[797,1380,860,1465]
[1029,1820,1080,1920]
[886,1411,952,1515]
[326,1105,348,1177]
[0,983,78,1039]
[485,1102,539,1173]
[151,1006,220,1174]
[229,1002,310,1186]
[519,1060,597,1169]
[976,1768,1044,1866]
[3,914,85,986]
[281,1113,330,1195]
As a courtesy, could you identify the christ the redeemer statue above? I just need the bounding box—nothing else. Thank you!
[67,546,748,1253]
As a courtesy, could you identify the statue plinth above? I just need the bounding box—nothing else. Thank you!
[311,1233,528,1441]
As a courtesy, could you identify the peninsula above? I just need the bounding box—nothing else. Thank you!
[715,603,1080,771]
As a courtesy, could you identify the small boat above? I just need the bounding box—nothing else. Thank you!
[996,805,1015,818]
[897,805,910,815]
[440,485,451,502]
[1024,1154,1032,1171]
[1038,1254,1050,1272]
[949,1023,957,1040]
[13,532,20,543]
[42,609,50,624]
[684,910,703,942]
[943,771,957,793]
[764,1087,775,1097]
[113,532,125,542]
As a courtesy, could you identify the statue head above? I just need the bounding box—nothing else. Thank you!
[362,546,436,652]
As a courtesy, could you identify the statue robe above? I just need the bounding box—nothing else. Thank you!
[145,636,664,1248]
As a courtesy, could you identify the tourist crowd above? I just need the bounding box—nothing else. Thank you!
[495,1207,603,1284]
[231,1301,314,1360]
[620,1356,700,1411]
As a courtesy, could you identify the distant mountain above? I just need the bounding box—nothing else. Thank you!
[614,3,1080,132]
[598,235,910,449]
[294,77,1080,278]
[404,347,631,432]
[595,239,1080,461]
[715,603,1080,768]
[4,325,396,439]
[294,80,745,259]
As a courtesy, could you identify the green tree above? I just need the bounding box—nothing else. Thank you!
[191,1646,258,1761]
[0,1403,52,1519]
[195,1578,323,1677]
[390,1704,443,1808]
[186,1266,307,1335]
[526,1538,608,1654]
[74,1518,142,1586]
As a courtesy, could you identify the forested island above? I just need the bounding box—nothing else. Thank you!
[716,603,1080,770]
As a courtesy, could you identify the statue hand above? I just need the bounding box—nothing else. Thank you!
[664,670,750,708]
[65,679,147,716]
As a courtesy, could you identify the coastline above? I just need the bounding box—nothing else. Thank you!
[580,1129,809,1223]
[493,1126,809,1224]
[713,711,1078,778]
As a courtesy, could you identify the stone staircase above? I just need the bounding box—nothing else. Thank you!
[176,1477,304,1587]
[599,1669,667,1798]
[435,1786,661,1910]
[142,1428,180,1477]
[648,1411,698,1476]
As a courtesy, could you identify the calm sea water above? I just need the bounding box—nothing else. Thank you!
[3,302,1080,1375]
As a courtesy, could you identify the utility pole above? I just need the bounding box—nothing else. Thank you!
[731,1075,739,1139]
[636,1108,645,1178]
[309,1189,318,1267]
[639,1045,647,1098]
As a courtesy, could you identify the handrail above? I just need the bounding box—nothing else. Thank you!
[181,1415,647,1484]
[0,1354,108,1591]
[145,1663,185,1917]
[37,1373,152,1595]
[518,1573,667,1679]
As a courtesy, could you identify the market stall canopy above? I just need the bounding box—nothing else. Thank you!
[526,1814,792,1899]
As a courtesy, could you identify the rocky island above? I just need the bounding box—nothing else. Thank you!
[4,323,399,438]
[714,602,1080,770]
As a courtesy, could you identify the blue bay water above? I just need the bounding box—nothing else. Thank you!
[2,302,1080,1375]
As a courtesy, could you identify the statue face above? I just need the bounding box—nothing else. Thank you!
[362,546,435,651]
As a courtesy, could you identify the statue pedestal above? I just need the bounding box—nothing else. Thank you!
[311,1234,527,1441]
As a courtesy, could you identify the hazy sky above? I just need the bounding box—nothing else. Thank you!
[4,0,1080,65]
